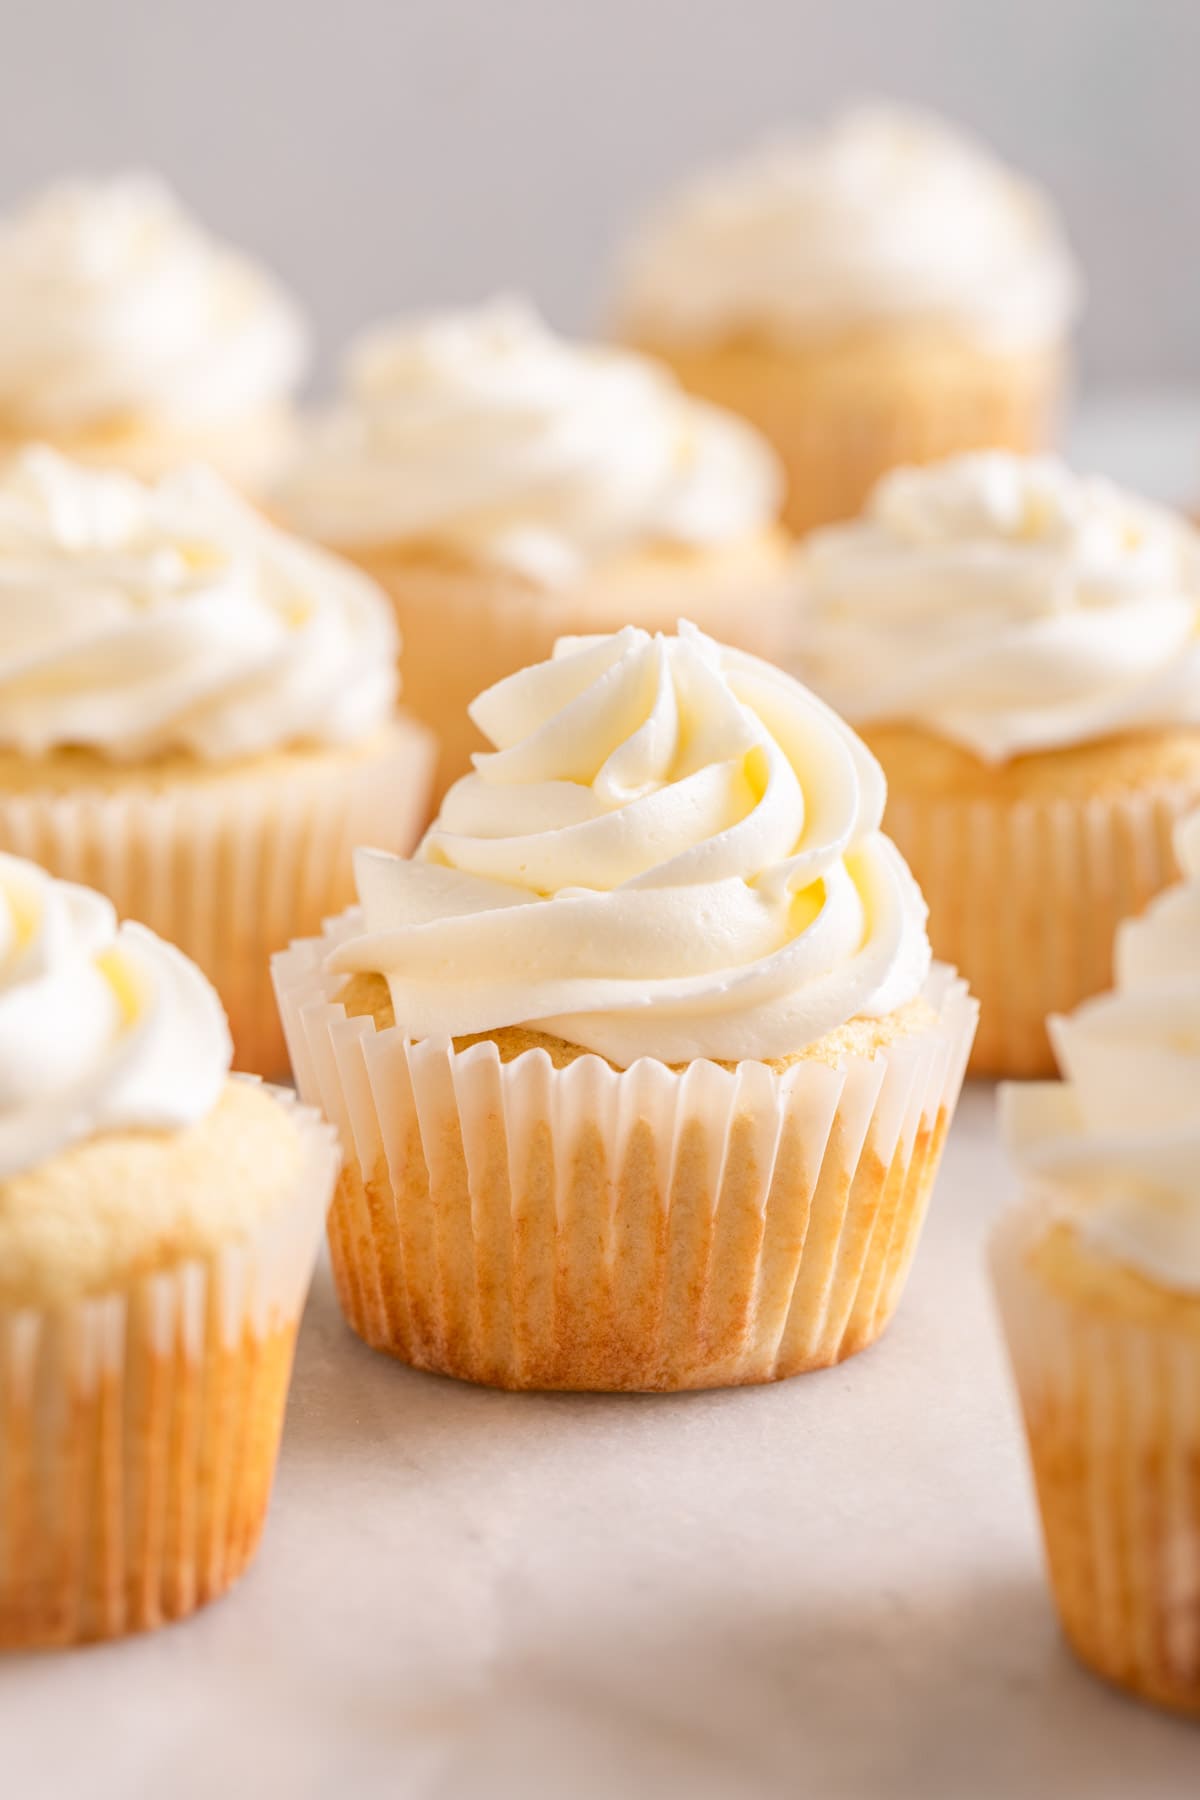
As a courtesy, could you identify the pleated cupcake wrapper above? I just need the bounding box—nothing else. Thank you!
[883,777,1199,1079]
[630,334,1062,538]
[991,1203,1200,1716]
[362,554,791,803]
[0,716,435,1076]
[0,1086,339,1650]
[274,913,976,1391]
[769,371,1060,535]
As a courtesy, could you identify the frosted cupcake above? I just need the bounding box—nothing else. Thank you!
[0,175,308,490]
[274,298,787,798]
[274,621,976,1392]
[995,807,1200,1714]
[0,447,434,1075]
[616,106,1079,534]
[0,855,338,1646]
[790,452,1200,1076]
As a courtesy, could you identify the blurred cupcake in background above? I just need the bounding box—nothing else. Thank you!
[0,447,434,1075]
[0,854,338,1647]
[0,174,308,491]
[274,298,788,798]
[615,105,1080,534]
[274,620,976,1393]
[789,451,1200,1076]
[995,807,1200,1715]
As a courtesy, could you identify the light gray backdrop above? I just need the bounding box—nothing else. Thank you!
[0,0,1193,390]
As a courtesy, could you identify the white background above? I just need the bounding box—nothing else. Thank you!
[0,0,1193,387]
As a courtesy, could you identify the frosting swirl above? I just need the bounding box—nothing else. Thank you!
[329,621,931,1064]
[1002,809,1200,1291]
[274,298,781,576]
[0,854,230,1179]
[0,447,398,762]
[792,453,1200,763]
[0,175,308,432]
[618,105,1079,351]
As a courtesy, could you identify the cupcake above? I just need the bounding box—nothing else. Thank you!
[0,854,338,1646]
[274,297,788,799]
[0,446,435,1076]
[0,174,308,491]
[790,451,1200,1077]
[274,621,976,1392]
[616,105,1079,534]
[994,807,1200,1715]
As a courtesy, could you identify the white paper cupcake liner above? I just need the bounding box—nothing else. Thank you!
[0,1086,339,1649]
[771,375,1060,534]
[991,1202,1200,1715]
[627,333,1062,535]
[274,913,976,1391]
[883,778,1197,1078]
[0,716,435,1076]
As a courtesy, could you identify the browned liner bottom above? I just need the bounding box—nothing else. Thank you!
[1022,1397,1200,1718]
[325,1104,950,1392]
[992,1212,1200,1717]
[0,1316,299,1650]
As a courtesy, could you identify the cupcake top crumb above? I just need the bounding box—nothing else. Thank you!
[0,1079,306,1306]
[338,968,936,1072]
[0,852,321,1305]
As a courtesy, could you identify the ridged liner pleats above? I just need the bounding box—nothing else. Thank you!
[884,780,1197,1078]
[0,1089,338,1649]
[992,1206,1200,1716]
[0,716,434,1076]
[646,348,1061,538]
[275,916,977,1391]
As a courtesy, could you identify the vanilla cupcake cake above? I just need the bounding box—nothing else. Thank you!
[0,175,308,489]
[0,855,338,1647]
[995,807,1200,1715]
[275,622,976,1392]
[617,106,1079,533]
[275,298,787,797]
[0,447,434,1074]
[791,451,1200,1076]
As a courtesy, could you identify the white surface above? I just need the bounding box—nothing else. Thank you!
[3,1085,1197,1800]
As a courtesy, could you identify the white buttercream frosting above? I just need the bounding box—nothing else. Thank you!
[1002,808,1200,1291]
[0,853,231,1179]
[618,105,1079,351]
[792,452,1200,764]
[328,621,931,1065]
[0,447,398,762]
[274,298,781,574]
[0,174,308,432]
